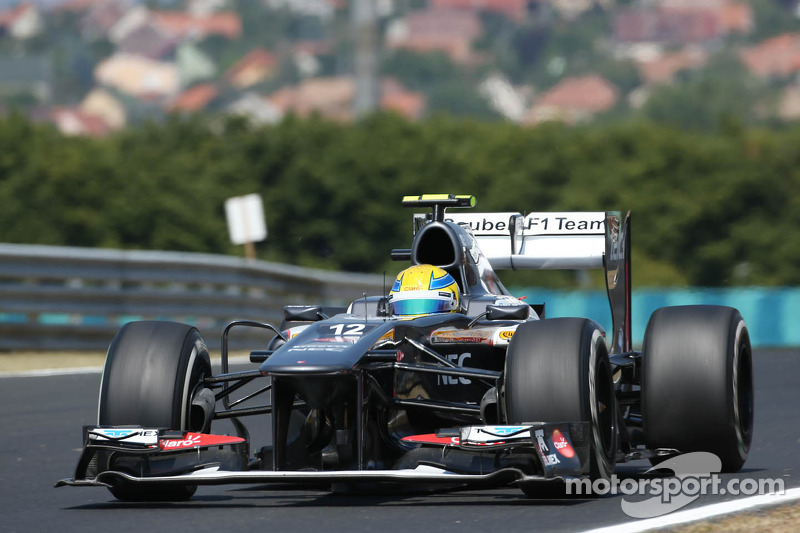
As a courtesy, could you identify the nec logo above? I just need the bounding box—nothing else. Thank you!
[437,353,472,385]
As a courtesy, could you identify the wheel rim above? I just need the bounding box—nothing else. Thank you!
[733,329,754,456]
[593,355,615,460]
[589,331,615,469]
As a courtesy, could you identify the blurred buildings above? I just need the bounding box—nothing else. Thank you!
[1,0,800,135]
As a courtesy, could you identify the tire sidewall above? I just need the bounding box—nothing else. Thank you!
[171,330,211,431]
[586,327,616,480]
[728,317,753,467]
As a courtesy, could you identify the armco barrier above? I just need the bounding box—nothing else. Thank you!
[0,243,793,351]
[514,287,800,348]
[0,243,384,351]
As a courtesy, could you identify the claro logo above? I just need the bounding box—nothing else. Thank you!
[552,429,575,458]
[160,434,202,449]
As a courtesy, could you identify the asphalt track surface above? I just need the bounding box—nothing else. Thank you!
[2,350,798,533]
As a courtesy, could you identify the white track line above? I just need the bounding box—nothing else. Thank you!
[0,356,254,378]
[583,486,800,533]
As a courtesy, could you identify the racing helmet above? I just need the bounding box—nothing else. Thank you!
[388,264,460,317]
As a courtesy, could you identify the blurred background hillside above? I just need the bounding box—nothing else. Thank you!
[4,0,800,127]
[1,0,799,290]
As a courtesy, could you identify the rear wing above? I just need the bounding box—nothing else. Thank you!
[446,210,632,353]
[445,212,606,270]
[400,196,631,353]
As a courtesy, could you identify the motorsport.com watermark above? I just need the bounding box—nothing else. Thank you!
[565,452,785,519]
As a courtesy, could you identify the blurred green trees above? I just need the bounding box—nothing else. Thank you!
[1,111,799,288]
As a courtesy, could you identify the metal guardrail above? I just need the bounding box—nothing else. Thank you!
[5,243,791,351]
[0,243,384,351]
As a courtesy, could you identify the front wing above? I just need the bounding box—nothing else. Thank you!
[56,422,591,494]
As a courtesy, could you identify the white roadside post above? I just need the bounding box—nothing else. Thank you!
[225,193,267,260]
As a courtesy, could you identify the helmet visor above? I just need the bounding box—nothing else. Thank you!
[390,291,457,316]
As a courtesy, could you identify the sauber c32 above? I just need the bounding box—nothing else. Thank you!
[57,194,753,500]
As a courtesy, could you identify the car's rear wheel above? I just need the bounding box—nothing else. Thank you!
[642,306,753,473]
[504,318,616,496]
[98,321,212,500]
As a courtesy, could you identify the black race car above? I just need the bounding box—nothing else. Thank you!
[57,194,753,500]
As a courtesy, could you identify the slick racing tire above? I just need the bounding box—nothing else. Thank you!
[504,318,616,495]
[98,321,212,501]
[642,306,753,473]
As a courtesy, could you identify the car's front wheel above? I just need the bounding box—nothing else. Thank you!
[98,321,212,500]
[503,318,616,495]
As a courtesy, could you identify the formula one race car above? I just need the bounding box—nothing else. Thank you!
[57,194,754,500]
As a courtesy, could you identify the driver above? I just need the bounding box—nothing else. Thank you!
[388,264,460,317]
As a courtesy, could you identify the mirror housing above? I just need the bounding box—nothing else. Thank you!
[284,305,324,322]
[377,297,391,316]
[485,304,530,321]
[391,248,411,261]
